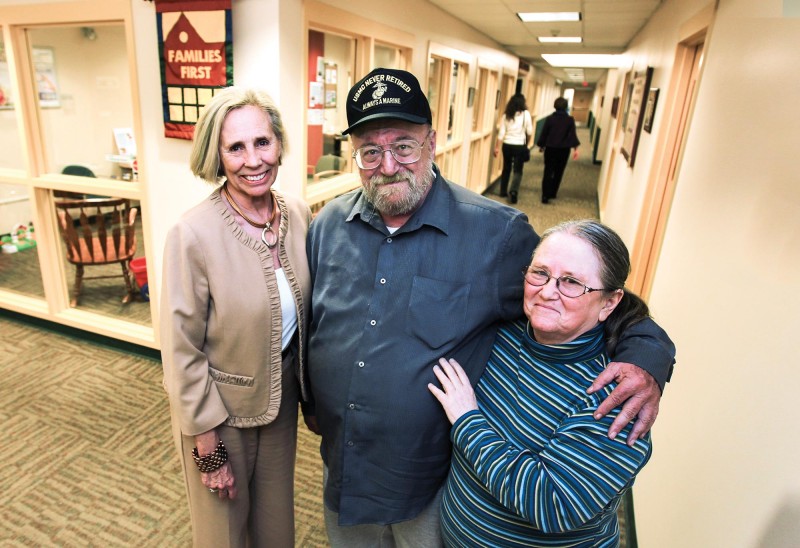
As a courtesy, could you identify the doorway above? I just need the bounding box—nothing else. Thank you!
[629,40,705,297]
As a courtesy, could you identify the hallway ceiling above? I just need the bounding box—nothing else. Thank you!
[427,0,662,86]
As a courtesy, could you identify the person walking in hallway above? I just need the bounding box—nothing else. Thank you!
[537,97,580,204]
[494,94,533,204]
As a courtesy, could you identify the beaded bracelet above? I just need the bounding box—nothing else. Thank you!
[191,440,228,473]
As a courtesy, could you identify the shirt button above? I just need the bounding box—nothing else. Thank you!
[346,440,354,447]
[358,361,365,368]
[370,320,377,326]
[387,238,392,243]
[380,278,386,284]
[348,403,356,409]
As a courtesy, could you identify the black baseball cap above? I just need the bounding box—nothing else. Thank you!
[342,68,432,135]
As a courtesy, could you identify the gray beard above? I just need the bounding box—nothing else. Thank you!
[363,157,434,217]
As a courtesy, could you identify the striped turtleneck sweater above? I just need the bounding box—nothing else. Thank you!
[441,319,652,547]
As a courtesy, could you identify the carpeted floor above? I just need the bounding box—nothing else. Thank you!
[0,315,328,547]
[484,126,600,230]
[0,216,152,327]
[1,127,621,548]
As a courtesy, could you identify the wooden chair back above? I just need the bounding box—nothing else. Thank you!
[55,198,137,265]
[54,198,138,306]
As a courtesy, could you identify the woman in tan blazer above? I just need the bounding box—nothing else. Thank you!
[160,87,311,548]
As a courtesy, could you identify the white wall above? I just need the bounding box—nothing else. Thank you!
[603,0,800,546]
[599,0,713,248]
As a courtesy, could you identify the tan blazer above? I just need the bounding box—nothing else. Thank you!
[160,188,311,436]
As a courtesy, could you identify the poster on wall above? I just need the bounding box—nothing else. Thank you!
[33,47,60,108]
[155,0,233,140]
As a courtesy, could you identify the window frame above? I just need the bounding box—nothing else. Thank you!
[0,0,154,347]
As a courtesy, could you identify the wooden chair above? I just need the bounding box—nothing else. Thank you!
[54,198,138,307]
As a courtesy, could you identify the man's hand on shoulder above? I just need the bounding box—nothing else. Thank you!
[587,361,661,446]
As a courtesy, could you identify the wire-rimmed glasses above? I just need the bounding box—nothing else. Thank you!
[522,267,608,298]
[352,136,429,170]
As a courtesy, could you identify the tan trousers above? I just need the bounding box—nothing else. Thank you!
[171,353,299,548]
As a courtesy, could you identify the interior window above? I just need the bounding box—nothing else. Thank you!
[0,30,25,172]
[307,29,355,185]
[374,43,406,70]
[0,182,44,299]
[427,53,470,181]
[427,56,444,137]
[52,192,150,325]
[27,25,136,181]
[447,62,462,144]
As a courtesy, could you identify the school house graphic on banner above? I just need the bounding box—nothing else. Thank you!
[156,0,233,140]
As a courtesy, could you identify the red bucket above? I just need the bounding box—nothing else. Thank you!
[130,257,148,287]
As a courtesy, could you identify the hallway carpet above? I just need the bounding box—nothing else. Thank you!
[485,126,600,232]
[0,317,327,547]
[1,128,606,547]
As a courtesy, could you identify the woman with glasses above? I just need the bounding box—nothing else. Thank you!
[428,219,657,547]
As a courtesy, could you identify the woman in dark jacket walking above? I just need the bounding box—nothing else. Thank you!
[536,97,580,204]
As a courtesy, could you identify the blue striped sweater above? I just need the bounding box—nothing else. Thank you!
[441,319,652,547]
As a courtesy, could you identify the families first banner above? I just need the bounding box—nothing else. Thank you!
[156,0,233,140]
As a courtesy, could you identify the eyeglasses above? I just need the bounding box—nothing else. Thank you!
[352,136,428,170]
[522,267,607,298]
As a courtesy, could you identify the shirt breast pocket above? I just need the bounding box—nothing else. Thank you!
[406,276,470,349]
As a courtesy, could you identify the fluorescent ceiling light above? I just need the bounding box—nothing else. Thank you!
[542,54,625,68]
[564,69,586,81]
[518,12,581,22]
[564,68,585,77]
[538,36,582,43]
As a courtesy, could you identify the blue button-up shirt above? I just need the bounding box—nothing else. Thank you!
[307,168,539,525]
[306,167,674,526]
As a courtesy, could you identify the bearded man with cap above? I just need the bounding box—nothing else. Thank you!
[304,68,675,547]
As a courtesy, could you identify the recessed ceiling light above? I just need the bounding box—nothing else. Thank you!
[538,36,582,43]
[542,54,626,68]
[518,12,581,23]
[564,69,586,80]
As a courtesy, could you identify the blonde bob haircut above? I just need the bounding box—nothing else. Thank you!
[189,86,288,184]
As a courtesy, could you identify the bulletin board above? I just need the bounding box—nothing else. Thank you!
[324,62,337,108]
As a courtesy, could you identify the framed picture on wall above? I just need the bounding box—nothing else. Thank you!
[643,88,660,133]
[620,66,653,167]
[611,96,620,118]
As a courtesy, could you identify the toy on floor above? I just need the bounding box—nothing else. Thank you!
[1,223,36,254]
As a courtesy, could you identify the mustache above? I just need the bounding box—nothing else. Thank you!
[370,174,410,186]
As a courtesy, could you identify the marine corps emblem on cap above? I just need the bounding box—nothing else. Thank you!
[342,68,433,135]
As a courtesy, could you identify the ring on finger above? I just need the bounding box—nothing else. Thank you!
[208,488,218,493]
